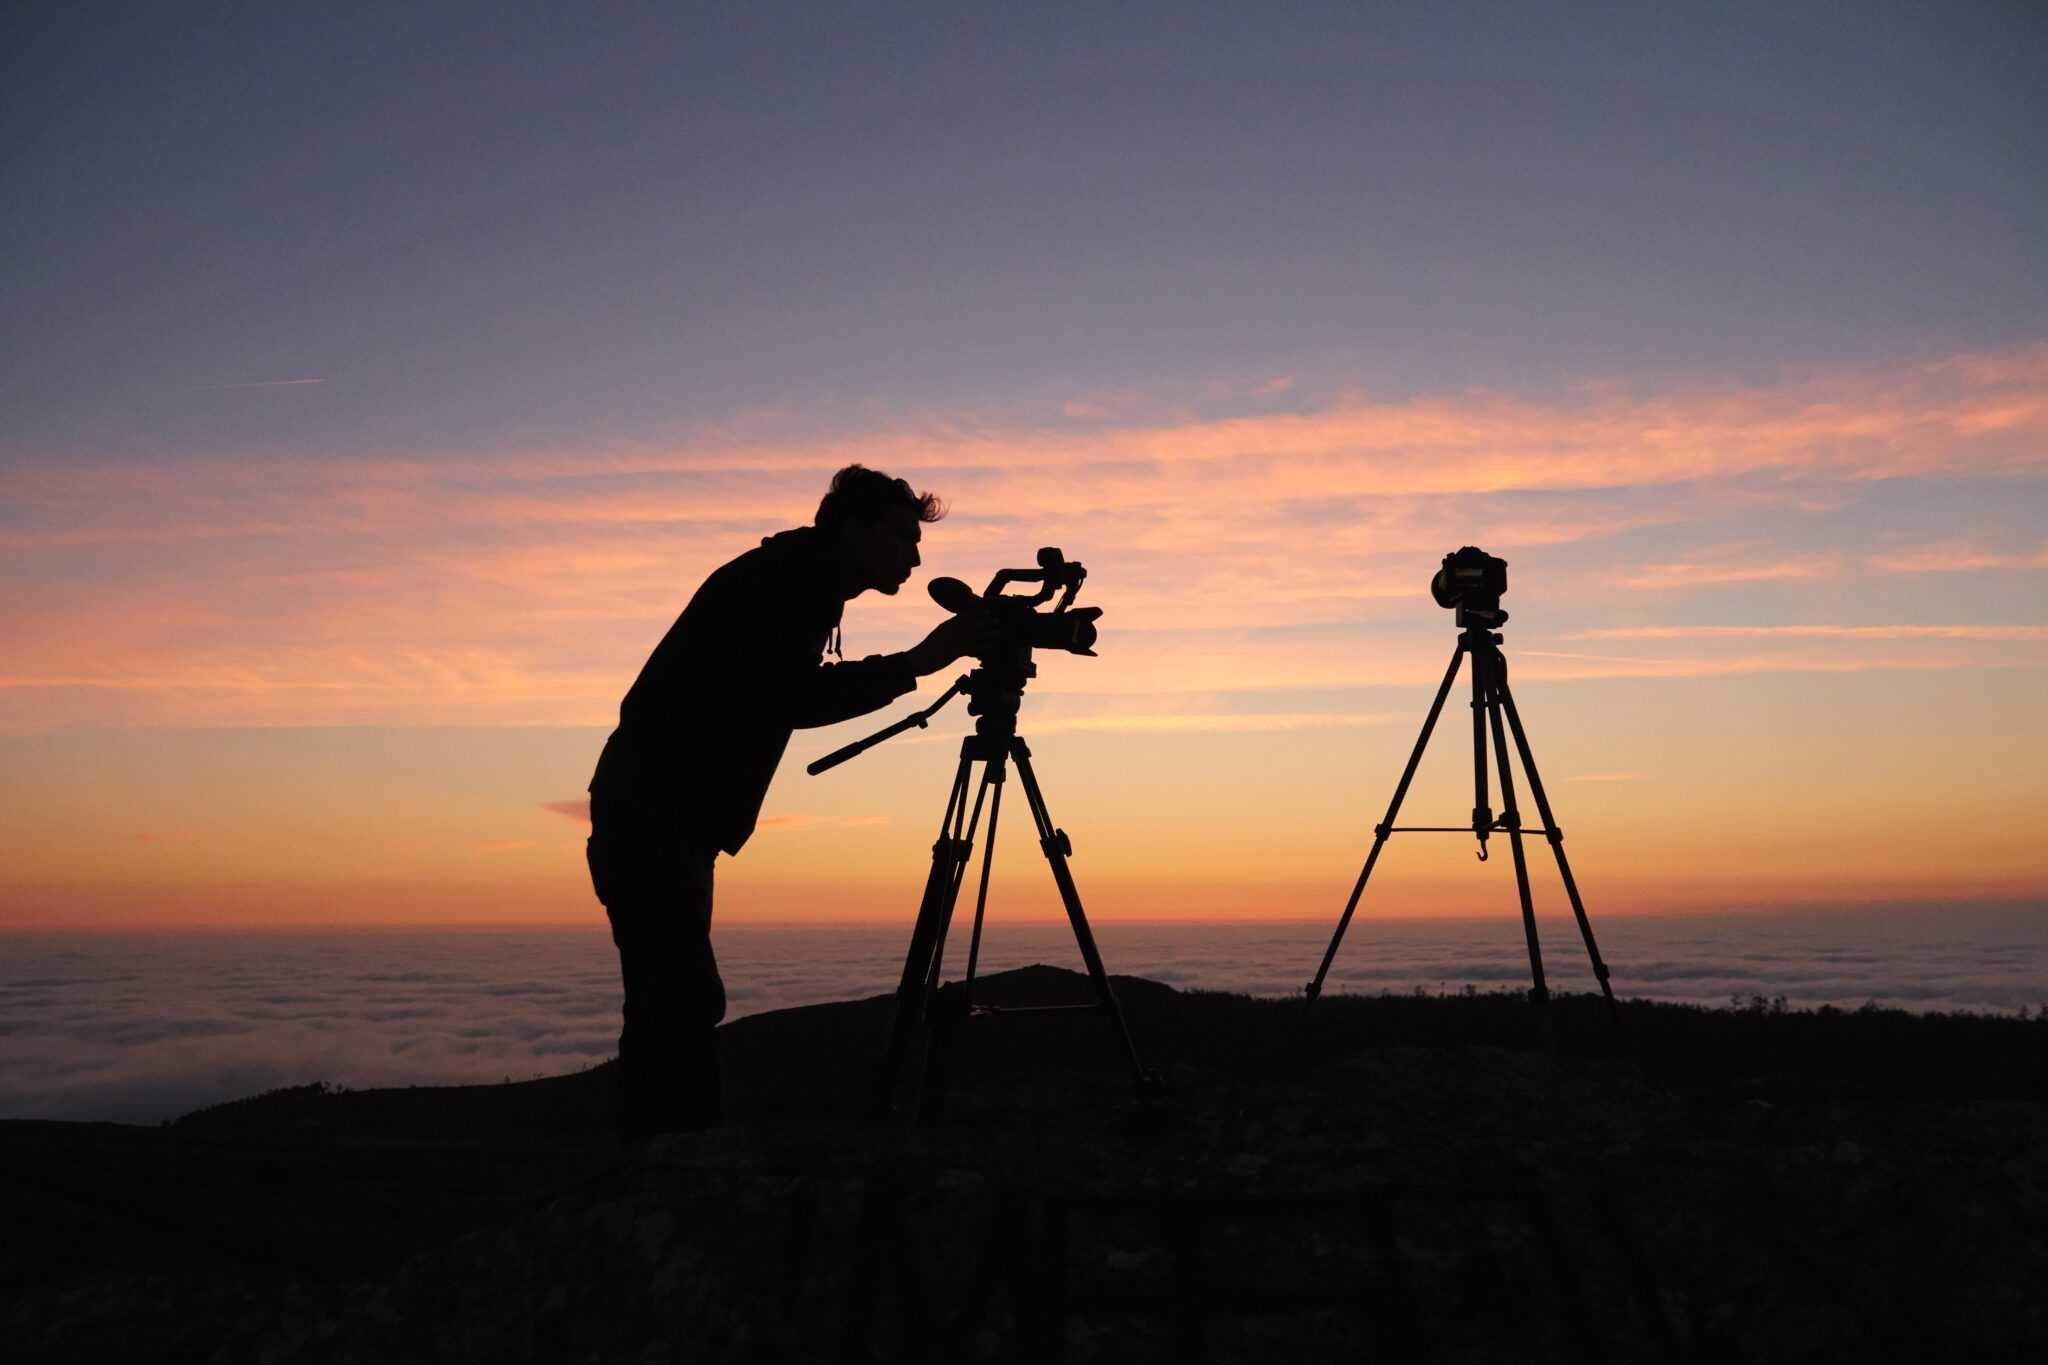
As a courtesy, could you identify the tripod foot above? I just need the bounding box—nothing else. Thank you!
[1118,1071,1177,1133]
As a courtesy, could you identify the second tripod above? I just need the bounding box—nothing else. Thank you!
[1291,619,1627,1054]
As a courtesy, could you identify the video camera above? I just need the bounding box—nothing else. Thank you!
[928,547,1102,658]
[1430,545,1509,627]
[807,549,1101,775]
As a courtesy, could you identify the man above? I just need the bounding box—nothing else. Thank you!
[587,464,993,1141]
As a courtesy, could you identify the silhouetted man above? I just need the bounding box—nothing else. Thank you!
[587,465,993,1142]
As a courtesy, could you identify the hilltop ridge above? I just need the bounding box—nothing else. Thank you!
[5,967,2044,1362]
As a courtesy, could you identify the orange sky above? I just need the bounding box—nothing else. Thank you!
[3,347,2044,929]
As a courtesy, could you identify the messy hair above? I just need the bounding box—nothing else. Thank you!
[813,464,945,530]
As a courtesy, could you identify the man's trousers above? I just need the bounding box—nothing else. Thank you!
[587,832,724,1141]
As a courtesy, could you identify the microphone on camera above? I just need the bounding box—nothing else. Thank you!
[928,576,978,614]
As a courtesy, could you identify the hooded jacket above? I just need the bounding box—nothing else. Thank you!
[589,527,918,856]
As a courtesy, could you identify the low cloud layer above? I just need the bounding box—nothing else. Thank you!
[0,930,625,1124]
[3,906,2039,1123]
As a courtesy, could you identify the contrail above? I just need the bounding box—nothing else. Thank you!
[181,378,327,391]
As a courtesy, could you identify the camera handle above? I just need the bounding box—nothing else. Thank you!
[806,677,969,775]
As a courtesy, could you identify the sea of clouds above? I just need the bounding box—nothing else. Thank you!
[3,904,2042,1124]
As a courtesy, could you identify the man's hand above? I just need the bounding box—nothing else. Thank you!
[905,610,1000,676]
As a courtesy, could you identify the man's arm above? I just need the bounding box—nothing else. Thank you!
[783,614,996,728]
[784,652,918,729]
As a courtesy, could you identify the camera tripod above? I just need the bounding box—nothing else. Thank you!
[1289,619,1626,1053]
[811,658,1153,1122]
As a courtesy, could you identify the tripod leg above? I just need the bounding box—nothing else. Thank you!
[1009,740,1152,1092]
[1482,651,1554,1052]
[920,752,1008,1124]
[875,747,978,1116]
[961,754,1007,998]
[1471,632,1493,861]
[1497,674,1627,1050]
[1288,643,1466,1056]
[922,758,998,998]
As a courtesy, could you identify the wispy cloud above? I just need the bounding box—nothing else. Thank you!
[3,344,2043,729]
[755,814,892,833]
[1623,539,2048,588]
[475,838,539,853]
[1571,624,2048,642]
[1619,553,1843,588]
[1864,541,2048,574]
[1517,647,2036,679]
[540,799,592,826]
[1028,711,1395,735]
[179,378,327,391]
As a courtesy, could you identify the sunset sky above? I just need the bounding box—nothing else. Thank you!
[3,2,2043,929]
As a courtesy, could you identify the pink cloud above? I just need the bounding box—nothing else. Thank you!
[1570,625,2048,642]
[3,344,2043,730]
[1618,539,2048,590]
[9,343,2042,548]
[541,799,592,826]
[1618,551,1844,588]
[755,814,892,833]
[1864,541,2048,574]
[1517,642,2037,680]
[1027,711,1395,735]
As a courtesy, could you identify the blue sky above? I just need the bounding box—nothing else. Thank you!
[6,1,2041,456]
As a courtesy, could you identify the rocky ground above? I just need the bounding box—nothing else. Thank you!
[5,968,2044,1362]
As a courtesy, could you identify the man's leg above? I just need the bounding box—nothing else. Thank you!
[593,842,724,1141]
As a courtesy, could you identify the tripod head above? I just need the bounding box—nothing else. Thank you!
[956,651,1033,735]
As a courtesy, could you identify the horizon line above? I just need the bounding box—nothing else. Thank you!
[5,899,2042,934]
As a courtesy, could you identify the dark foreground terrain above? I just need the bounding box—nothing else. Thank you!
[5,970,2044,1362]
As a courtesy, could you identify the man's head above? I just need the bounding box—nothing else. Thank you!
[814,464,945,597]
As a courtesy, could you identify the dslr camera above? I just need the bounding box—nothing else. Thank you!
[1431,546,1509,627]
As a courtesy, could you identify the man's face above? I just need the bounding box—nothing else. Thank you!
[839,508,923,596]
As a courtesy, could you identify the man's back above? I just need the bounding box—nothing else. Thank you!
[585,465,980,1142]
[590,525,912,854]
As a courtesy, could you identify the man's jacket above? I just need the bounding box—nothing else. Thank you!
[589,527,918,855]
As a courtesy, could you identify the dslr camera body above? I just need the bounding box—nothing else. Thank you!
[1431,546,1509,627]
